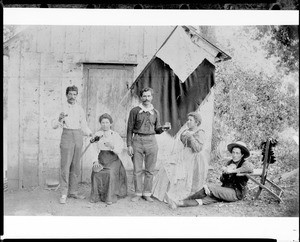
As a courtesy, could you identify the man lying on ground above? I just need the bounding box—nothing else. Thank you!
[169,141,253,208]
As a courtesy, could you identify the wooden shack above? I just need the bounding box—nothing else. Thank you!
[3,25,230,190]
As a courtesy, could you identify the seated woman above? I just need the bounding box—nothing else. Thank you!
[171,141,253,208]
[152,112,208,207]
[90,113,127,205]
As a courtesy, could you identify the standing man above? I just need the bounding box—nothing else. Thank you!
[53,85,93,204]
[127,87,169,202]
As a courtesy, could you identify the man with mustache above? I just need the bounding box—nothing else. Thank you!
[127,87,169,202]
[53,85,92,204]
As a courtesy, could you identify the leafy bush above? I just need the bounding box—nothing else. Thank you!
[210,26,299,169]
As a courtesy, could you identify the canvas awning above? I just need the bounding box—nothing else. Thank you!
[130,26,230,136]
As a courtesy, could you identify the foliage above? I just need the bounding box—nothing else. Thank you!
[255,25,299,72]
[276,0,299,9]
[3,2,298,9]
[273,128,299,170]
[211,26,299,168]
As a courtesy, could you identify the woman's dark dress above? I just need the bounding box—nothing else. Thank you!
[90,151,127,203]
[90,130,127,204]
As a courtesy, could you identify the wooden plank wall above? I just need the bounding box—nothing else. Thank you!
[5,25,177,188]
[19,50,41,187]
[6,41,22,189]
[3,56,9,182]
[40,52,63,183]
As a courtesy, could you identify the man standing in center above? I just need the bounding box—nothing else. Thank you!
[127,87,168,202]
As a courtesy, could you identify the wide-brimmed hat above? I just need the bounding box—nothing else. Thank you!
[227,141,250,158]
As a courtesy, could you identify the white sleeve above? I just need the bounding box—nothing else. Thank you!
[111,132,124,155]
[94,131,102,153]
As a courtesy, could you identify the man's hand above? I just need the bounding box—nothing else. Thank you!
[226,164,237,174]
[92,162,103,172]
[127,146,134,157]
[59,112,67,122]
[222,165,237,174]
[162,122,171,131]
[93,163,102,168]
[221,166,228,173]
[227,168,237,174]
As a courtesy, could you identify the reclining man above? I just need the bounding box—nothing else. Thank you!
[170,141,253,208]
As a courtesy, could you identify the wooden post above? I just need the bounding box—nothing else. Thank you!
[38,53,44,186]
[18,50,24,189]
[255,138,270,200]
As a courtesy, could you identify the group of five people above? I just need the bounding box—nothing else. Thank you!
[53,85,253,208]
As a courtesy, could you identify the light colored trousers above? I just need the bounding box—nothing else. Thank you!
[60,129,83,196]
[186,184,239,205]
[132,134,158,197]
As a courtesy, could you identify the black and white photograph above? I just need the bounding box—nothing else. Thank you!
[3,7,299,239]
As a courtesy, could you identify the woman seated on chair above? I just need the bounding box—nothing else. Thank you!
[169,141,253,209]
[89,113,127,205]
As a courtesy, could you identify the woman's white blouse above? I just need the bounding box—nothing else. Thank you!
[94,129,124,155]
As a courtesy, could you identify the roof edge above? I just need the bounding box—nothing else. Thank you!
[182,25,232,62]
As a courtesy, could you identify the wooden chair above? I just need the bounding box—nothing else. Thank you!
[238,138,284,202]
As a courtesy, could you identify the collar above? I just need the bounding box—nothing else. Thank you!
[97,129,114,137]
[229,158,244,168]
[138,104,154,115]
[66,101,78,108]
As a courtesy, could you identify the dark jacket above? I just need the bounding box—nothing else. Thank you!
[220,159,253,200]
[126,106,164,146]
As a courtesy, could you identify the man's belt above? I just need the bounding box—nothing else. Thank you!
[134,133,154,136]
[63,128,81,131]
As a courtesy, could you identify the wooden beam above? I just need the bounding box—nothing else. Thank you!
[246,174,283,202]
[265,179,284,192]
[38,53,44,186]
[19,50,23,189]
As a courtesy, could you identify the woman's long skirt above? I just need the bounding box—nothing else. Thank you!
[90,150,127,203]
[152,148,208,202]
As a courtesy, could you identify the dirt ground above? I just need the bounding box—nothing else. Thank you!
[4,170,299,217]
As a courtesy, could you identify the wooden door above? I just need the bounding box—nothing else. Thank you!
[85,64,134,136]
[81,64,135,181]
